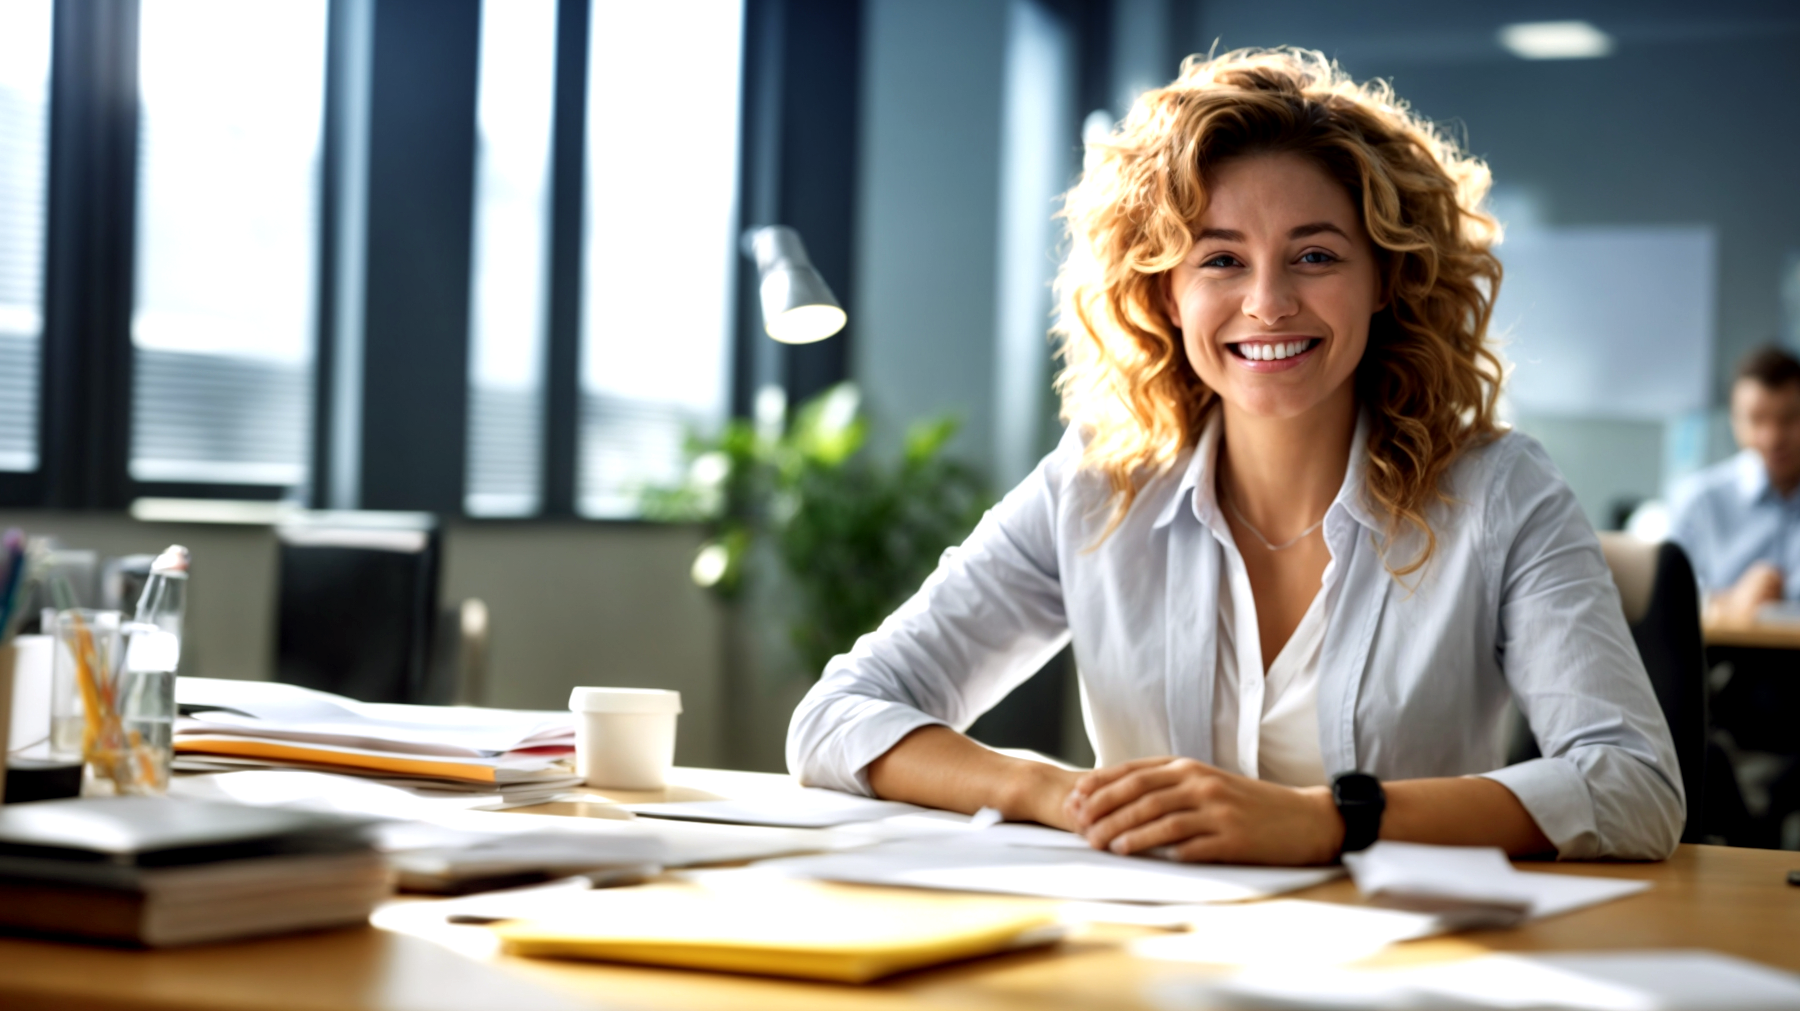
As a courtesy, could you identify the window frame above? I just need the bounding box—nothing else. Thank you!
[7,0,852,522]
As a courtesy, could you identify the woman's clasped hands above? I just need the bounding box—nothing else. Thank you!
[1061,757,1345,866]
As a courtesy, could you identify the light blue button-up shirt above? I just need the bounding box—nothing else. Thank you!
[1668,450,1800,598]
[787,421,1685,860]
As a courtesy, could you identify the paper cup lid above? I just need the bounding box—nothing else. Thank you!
[569,687,682,714]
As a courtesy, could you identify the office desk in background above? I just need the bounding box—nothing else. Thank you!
[1704,617,1800,651]
[0,769,1797,1011]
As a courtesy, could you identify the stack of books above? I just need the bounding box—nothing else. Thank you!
[172,678,583,805]
[0,796,389,946]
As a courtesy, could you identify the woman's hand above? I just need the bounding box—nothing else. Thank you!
[1064,757,1342,865]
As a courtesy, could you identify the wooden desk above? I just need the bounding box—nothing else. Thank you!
[1704,618,1800,651]
[2,771,1797,1011]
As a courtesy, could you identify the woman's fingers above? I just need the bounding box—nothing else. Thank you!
[1101,809,1221,856]
[1068,757,1168,798]
[1071,759,1219,828]
[1069,766,1177,827]
[1082,782,1208,851]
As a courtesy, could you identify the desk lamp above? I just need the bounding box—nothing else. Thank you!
[743,226,846,344]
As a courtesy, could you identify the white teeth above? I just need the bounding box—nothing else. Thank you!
[1238,339,1316,361]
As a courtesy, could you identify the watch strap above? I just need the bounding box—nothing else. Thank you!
[1331,771,1385,855]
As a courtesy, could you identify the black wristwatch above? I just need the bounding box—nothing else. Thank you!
[1331,771,1385,855]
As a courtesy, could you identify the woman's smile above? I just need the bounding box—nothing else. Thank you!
[1226,336,1324,371]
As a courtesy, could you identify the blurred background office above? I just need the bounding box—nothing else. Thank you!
[1,0,1796,837]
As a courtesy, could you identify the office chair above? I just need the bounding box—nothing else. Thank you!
[274,513,450,705]
[1595,533,1710,844]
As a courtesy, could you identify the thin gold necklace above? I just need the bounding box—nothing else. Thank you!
[1222,485,1326,551]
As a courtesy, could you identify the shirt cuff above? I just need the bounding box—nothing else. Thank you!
[813,701,948,796]
[1475,758,1599,859]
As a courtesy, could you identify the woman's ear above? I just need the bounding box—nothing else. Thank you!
[1160,272,1182,331]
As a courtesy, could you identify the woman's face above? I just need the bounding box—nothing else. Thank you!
[1165,152,1383,422]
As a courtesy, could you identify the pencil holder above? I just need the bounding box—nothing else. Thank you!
[48,609,169,796]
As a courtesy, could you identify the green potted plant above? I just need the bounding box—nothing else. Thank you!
[643,383,990,676]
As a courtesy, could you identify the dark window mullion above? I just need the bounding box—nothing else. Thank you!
[540,0,589,518]
[40,0,139,510]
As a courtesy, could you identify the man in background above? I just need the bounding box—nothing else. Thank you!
[1669,344,1800,847]
[1670,345,1800,624]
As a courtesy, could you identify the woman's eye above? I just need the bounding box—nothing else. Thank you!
[1298,250,1338,265]
[1200,254,1240,269]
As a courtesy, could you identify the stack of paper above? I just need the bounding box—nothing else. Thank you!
[171,770,857,886]
[173,678,582,800]
[761,839,1342,904]
[1343,841,1652,928]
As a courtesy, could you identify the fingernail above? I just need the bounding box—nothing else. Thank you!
[1109,838,1127,854]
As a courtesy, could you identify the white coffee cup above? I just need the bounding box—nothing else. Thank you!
[568,687,682,790]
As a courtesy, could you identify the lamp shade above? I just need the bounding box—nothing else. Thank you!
[743,226,846,344]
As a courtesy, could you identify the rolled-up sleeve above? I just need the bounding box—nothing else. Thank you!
[784,429,1078,794]
[1478,440,1686,859]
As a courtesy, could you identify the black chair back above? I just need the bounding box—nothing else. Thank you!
[274,517,447,705]
[1601,535,1709,844]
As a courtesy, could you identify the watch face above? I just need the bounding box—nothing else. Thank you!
[1334,772,1382,805]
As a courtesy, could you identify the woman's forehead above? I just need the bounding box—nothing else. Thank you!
[1196,153,1362,237]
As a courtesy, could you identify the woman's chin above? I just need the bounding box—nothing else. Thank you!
[1216,387,1341,423]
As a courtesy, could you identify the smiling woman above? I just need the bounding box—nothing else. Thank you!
[786,49,1683,867]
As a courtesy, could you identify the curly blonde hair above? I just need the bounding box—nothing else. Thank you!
[1055,48,1505,574]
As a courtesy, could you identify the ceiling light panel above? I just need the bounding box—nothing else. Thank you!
[1498,20,1615,60]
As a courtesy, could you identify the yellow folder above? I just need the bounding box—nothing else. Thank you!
[490,881,1063,984]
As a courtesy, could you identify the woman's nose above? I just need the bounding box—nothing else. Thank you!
[1242,269,1299,326]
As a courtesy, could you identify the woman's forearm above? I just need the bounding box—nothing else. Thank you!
[866,725,1082,829]
[1382,776,1554,856]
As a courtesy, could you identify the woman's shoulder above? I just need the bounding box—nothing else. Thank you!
[1036,421,1198,536]
[1437,427,1578,531]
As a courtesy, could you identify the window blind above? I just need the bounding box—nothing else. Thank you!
[578,0,744,518]
[129,0,328,489]
[465,0,556,517]
[0,0,53,474]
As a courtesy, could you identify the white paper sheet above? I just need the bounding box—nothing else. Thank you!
[624,787,928,828]
[1343,841,1650,927]
[1132,899,1447,966]
[1152,950,1800,1011]
[760,839,1342,904]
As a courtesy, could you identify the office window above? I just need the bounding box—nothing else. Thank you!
[466,0,556,517]
[130,0,328,488]
[0,0,52,474]
[579,0,744,517]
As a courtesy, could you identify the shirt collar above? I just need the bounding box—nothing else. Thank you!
[1151,408,1378,534]
[1735,449,1774,504]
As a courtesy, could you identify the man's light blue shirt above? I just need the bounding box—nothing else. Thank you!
[1668,450,1800,598]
